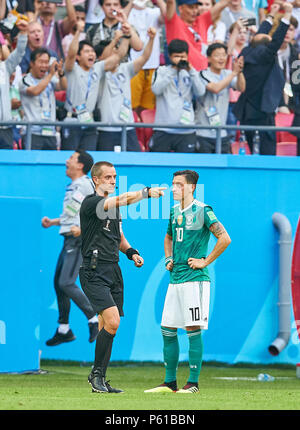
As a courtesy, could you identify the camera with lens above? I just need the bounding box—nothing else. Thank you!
[176,60,190,70]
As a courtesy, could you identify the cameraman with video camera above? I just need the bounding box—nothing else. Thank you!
[150,38,205,153]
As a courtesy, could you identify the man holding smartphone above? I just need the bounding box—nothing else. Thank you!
[220,0,256,39]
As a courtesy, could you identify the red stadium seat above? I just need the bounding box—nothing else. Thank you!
[140,109,155,150]
[276,142,297,156]
[275,112,297,144]
[133,111,146,151]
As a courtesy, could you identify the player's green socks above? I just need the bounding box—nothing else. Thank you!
[161,326,179,383]
[187,329,203,384]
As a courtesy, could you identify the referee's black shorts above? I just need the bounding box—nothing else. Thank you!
[79,262,124,316]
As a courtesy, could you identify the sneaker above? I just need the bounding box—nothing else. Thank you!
[144,381,178,393]
[88,322,99,343]
[46,329,76,346]
[88,368,108,393]
[105,380,124,393]
[177,382,199,394]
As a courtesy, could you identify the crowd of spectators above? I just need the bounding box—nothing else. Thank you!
[0,0,299,154]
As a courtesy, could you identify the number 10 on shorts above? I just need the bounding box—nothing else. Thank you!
[189,307,200,321]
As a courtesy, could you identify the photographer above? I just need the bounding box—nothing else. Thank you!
[0,19,28,149]
[150,38,205,153]
[19,47,67,150]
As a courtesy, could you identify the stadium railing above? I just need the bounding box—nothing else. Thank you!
[1,121,300,153]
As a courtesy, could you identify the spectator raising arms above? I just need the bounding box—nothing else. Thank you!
[233,2,293,155]
[97,26,157,151]
[128,0,166,117]
[200,0,227,44]
[62,4,87,58]
[86,0,143,56]
[20,20,59,74]
[220,0,257,40]
[62,20,132,151]
[34,0,76,59]
[195,42,245,153]
[19,49,67,150]
[0,19,28,150]
[165,0,231,71]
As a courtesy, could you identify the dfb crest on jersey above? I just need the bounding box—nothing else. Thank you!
[177,214,183,225]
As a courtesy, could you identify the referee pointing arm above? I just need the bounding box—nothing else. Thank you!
[79,161,165,394]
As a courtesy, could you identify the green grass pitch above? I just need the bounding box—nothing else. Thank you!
[0,361,300,410]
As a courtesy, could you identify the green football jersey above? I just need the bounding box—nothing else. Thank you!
[166,200,218,284]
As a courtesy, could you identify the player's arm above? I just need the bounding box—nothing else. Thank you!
[164,233,173,271]
[119,232,144,267]
[188,222,231,269]
[104,187,166,211]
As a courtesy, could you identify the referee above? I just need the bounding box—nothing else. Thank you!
[79,161,165,393]
[42,150,99,347]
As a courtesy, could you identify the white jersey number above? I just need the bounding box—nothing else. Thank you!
[175,227,184,242]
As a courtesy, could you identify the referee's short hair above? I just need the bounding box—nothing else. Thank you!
[173,170,199,185]
[91,161,114,183]
[76,150,94,174]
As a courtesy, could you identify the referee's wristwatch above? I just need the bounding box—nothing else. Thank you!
[142,187,151,198]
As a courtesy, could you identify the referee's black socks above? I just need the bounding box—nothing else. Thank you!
[94,327,115,376]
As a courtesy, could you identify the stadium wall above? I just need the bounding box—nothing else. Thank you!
[0,150,300,371]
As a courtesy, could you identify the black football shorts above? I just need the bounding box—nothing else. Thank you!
[79,262,124,316]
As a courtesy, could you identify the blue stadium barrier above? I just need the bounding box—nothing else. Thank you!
[0,150,300,372]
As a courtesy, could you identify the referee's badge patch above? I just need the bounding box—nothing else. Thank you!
[177,215,183,225]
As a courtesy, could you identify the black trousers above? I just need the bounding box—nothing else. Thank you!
[54,235,95,324]
[97,129,141,151]
[196,135,231,153]
[241,112,276,155]
[22,134,57,150]
[0,128,13,149]
[61,126,98,151]
[149,130,196,153]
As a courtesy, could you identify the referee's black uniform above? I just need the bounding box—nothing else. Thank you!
[79,191,128,393]
[79,193,124,316]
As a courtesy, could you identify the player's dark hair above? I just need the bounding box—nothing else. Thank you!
[206,42,227,57]
[168,39,189,56]
[30,47,50,63]
[91,161,114,182]
[77,40,95,55]
[76,150,94,174]
[173,170,199,185]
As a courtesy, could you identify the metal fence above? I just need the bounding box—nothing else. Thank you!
[2,121,300,153]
